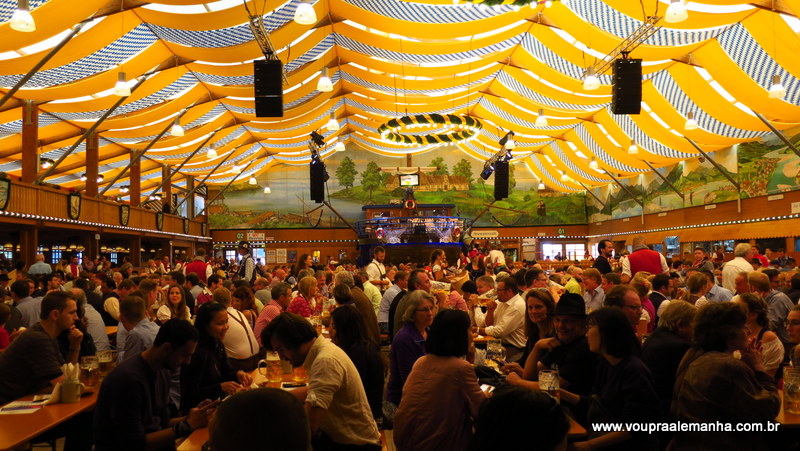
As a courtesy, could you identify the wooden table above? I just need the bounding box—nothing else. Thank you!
[776,390,800,427]
[568,416,587,439]
[0,391,97,451]
[104,326,117,336]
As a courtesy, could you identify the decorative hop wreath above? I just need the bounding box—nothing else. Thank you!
[404,199,416,210]
[378,114,482,145]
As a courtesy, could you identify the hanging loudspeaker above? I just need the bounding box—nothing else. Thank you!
[611,58,642,115]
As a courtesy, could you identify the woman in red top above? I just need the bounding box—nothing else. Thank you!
[286,276,318,317]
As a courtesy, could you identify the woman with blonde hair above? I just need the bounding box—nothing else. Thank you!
[286,275,318,318]
[681,272,711,307]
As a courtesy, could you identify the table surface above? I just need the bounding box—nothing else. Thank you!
[105,326,117,336]
[0,390,97,451]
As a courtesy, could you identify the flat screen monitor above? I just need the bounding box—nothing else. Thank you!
[399,174,419,187]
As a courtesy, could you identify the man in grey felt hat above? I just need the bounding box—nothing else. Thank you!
[503,293,598,396]
[236,241,256,285]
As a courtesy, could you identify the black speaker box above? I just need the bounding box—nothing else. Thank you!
[494,161,509,201]
[310,162,326,203]
[611,59,642,115]
[255,96,283,118]
[254,60,283,117]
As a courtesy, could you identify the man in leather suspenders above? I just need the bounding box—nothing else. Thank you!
[365,246,389,293]
[237,241,256,285]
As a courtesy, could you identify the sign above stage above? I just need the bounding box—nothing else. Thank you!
[471,230,500,238]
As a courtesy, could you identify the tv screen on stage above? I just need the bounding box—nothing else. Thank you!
[400,174,419,187]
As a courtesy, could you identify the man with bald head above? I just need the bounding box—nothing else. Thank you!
[721,243,754,293]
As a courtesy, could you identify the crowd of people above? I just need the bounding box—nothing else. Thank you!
[0,237,799,450]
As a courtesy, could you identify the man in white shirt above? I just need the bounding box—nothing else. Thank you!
[721,243,754,293]
[487,243,506,274]
[263,313,381,450]
[475,277,526,362]
[582,268,605,313]
[364,246,389,293]
[357,271,382,316]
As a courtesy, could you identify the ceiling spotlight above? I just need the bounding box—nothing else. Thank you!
[232,164,242,174]
[119,185,130,194]
[170,118,184,137]
[664,0,688,24]
[628,140,639,155]
[583,67,600,91]
[589,157,599,170]
[80,173,88,182]
[768,75,786,100]
[10,0,35,32]
[327,112,339,131]
[96,175,104,183]
[316,67,333,92]
[40,158,54,169]
[560,172,568,182]
[263,186,272,194]
[334,140,346,152]
[294,1,317,25]
[248,176,257,185]
[538,181,545,191]
[684,111,698,130]
[544,0,553,7]
[206,147,218,159]
[535,108,548,127]
[113,71,131,97]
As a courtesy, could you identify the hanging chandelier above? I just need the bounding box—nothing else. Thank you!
[378,114,482,146]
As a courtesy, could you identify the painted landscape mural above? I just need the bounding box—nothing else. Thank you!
[208,143,588,229]
[587,127,800,223]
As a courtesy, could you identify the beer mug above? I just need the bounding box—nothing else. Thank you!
[97,350,114,378]
[292,365,308,383]
[61,380,85,403]
[265,351,283,383]
[539,369,560,402]
[80,356,99,388]
[785,367,800,415]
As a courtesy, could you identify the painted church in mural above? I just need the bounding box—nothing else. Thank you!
[208,144,587,229]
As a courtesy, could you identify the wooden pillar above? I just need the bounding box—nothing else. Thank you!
[21,100,39,184]
[130,153,141,207]
[129,236,142,267]
[186,175,195,218]
[162,164,172,214]
[84,233,100,261]
[20,228,38,269]
[85,132,99,197]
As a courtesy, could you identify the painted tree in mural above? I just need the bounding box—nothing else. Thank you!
[453,158,473,186]
[430,157,448,176]
[335,156,357,192]
[361,161,382,201]
[509,161,517,190]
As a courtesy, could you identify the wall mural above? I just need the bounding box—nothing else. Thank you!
[208,143,587,229]
[586,127,800,223]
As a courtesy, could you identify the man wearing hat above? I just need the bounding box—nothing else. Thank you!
[237,241,256,285]
[504,293,598,396]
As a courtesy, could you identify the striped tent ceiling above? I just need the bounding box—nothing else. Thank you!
[0,0,799,196]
